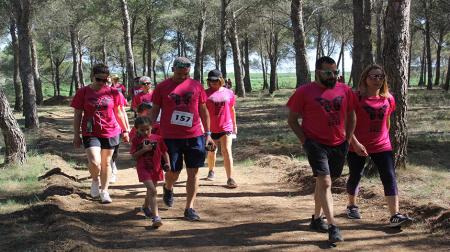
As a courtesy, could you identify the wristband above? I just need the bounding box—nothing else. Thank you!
[205,131,211,136]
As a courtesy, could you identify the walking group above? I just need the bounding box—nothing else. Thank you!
[71,55,412,242]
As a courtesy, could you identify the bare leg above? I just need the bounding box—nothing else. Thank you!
[348,194,357,206]
[164,171,180,190]
[314,180,323,218]
[143,180,159,217]
[85,147,101,181]
[100,149,114,191]
[386,195,399,216]
[316,175,336,225]
[220,135,233,179]
[185,168,199,209]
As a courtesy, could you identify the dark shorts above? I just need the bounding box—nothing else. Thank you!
[302,139,349,177]
[164,136,206,172]
[211,131,232,140]
[82,135,120,149]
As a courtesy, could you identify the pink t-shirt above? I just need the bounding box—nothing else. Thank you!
[113,83,126,94]
[206,87,236,133]
[152,78,207,139]
[286,82,355,146]
[131,91,153,110]
[71,85,124,138]
[118,92,128,107]
[130,133,167,183]
[351,92,396,153]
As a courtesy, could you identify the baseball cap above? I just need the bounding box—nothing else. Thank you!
[207,69,222,81]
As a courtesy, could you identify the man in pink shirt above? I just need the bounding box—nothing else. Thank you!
[287,56,356,243]
[149,57,215,221]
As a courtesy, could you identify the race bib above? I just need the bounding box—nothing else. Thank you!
[170,110,193,127]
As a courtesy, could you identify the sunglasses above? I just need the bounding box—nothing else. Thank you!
[141,82,152,86]
[95,77,108,83]
[318,69,340,77]
[174,62,191,68]
[207,79,220,82]
[368,74,385,80]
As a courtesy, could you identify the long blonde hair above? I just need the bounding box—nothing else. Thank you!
[358,64,390,98]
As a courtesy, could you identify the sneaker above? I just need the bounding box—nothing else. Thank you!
[152,216,163,228]
[162,185,174,207]
[226,178,238,188]
[389,213,413,227]
[206,170,215,181]
[328,224,344,243]
[100,191,112,204]
[309,215,328,233]
[90,180,100,198]
[110,162,118,183]
[142,206,152,218]
[346,205,361,219]
[184,208,200,221]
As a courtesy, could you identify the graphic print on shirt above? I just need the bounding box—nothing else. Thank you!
[87,96,112,130]
[169,92,193,107]
[363,104,387,132]
[315,96,343,126]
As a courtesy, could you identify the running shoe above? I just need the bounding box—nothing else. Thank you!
[206,170,215,181]
[389,213,413,227]
[163,185,174,207]
[152,216,163,228]
[328,224,344,243]
[226,178,238,188]
[309,215,328,233]
[142,206,152,218]
[346,205,361,219]
[90,180,100,198]
[110,162,118,183]
[184,208,200,221]
[100,191,112,204]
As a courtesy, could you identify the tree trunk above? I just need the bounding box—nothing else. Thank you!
[418,34,426,86]
[0,88,27,165]
[9,15,22,111]
[315,14,323,62]
[30,33,43,104]
[194,1,206,82]
[14,0,39,129]
[78,37,84,86]
[243,34,251,92]
[70,26,80,95]
[142,39,147,75]
[268,32,279,94]
[146,16,153,78]
[220,0,228,78]
[54,59,62,96]
[259,37,268,90]
[383,0,411,170]
[291,0,311,87]
[424,0,433,90]
[444,55,450,91]
[120,0,136,90]
[341,36,346,83]
[101,37,107,63]
[352,0,373,87]
[375,0,384,64]
[227,11,245,97]
[47,34,56,96]
[434,29,443,86]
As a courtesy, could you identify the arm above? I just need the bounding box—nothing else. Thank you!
[345,110,356,142]
[162,151,171,171]
[149,103,161,124]
[132,144,152,159]
[287,109,306,144]
[199,103,215,147]
[114,106,130,143]
[73,109,83,148]
[231,105,237,134]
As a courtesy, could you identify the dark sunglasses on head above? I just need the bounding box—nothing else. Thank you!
[175,62,191,68]
[318,69,340,77]
[368,74,385,80]
[95,77,108,83]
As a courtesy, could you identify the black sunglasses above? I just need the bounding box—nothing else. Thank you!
[175,62,191,68]
[141,82,151,86]
[95,77,108,83]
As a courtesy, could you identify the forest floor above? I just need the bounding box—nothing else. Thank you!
[0,89,449,251]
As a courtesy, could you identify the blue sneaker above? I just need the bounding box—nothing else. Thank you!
[163,185,174,207]
[184,208,200,221]
[346,205,361,219]
[152,216,163,228]
[142,206,152,218]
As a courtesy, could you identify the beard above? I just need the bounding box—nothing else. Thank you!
[319,76,337,89]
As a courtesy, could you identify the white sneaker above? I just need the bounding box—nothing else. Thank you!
[100,191,112,204]
[110,162,118,183]
[90,180,100,198]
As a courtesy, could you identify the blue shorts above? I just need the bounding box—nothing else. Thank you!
[164,136,206,172]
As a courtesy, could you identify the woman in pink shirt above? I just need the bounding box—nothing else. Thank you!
[346,64,412,227]
[71,64,130,203]
[205,70,238,188]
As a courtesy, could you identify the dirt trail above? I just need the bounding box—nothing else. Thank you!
[1,106,448,251]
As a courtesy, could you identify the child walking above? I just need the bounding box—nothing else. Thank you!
[130,116,170,228]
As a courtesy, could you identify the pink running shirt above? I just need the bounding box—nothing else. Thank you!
[152,78,207,139]
[113,83,126,94]
[206,87,236,133]
[351,92,395,153]
[286,82,356,146]
[130,133,167,183]
[131,91,153,110]
[71,85,123,138]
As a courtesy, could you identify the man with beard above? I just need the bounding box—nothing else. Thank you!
[287,56,356,243]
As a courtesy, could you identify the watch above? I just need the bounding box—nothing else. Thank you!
[205,131,212,136]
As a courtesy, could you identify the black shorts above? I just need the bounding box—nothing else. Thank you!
[302,139,349,177]
[82,135,120,149]
[164,136,206,172]
[211,131,232,140]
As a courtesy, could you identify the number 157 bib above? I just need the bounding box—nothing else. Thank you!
[170,110,193,127]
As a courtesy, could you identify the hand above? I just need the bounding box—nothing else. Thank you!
[354,142,368,157]
[142,141,152,151]
[233,126,237,134]
[205,135,216,151]
[162,163,171,172]
[122,132,130,143]
[73,135,81,148]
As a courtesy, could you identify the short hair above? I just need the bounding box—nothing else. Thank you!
[92,63,110,75]
[315,56,336,70]
[134,116,152,128]
[137,103,152,113]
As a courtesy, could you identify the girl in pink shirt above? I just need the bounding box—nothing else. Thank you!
[204,70,238,188]
[71,64,130,204]
[346,64,412,227]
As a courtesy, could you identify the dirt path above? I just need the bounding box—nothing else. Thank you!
[1,106,448,251]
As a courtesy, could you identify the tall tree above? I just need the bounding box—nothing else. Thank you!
[423,0,433,90]
[12,0,39,129]
[30,32,43,104]
[220,0,229,79]
[352,0,373,86]
[9,15,22,111]
[120,0,136,88]
[0,88,27,165]
[383,0,411,169]
[291,0,310,87]
[193,0,207,82]
[228,10,245,97]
